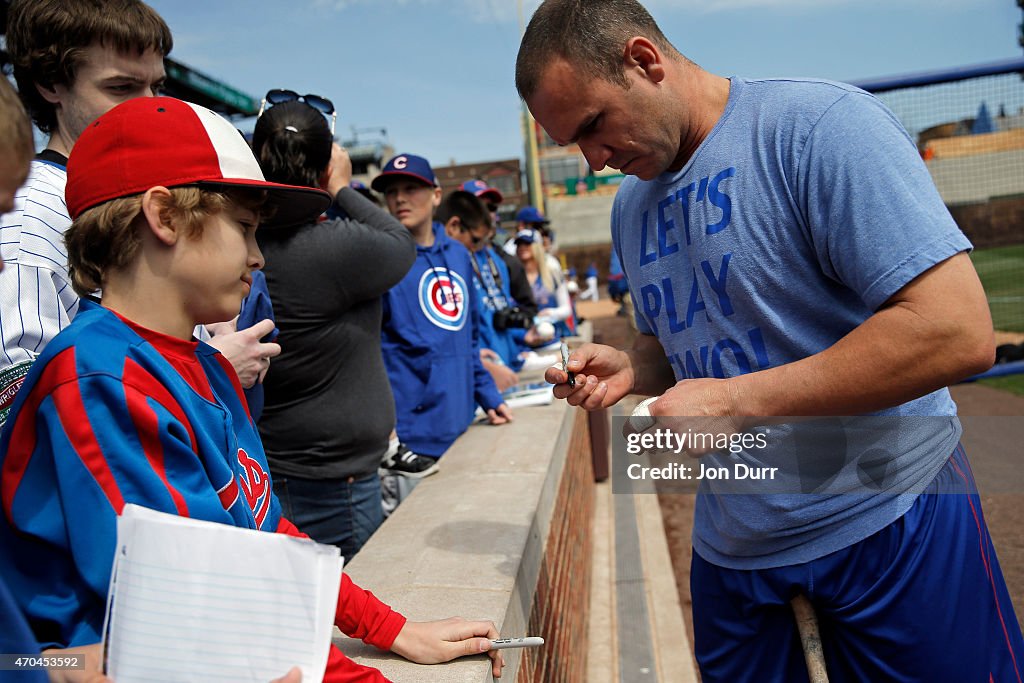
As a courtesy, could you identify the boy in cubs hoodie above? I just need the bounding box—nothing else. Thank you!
[373,154,512,460]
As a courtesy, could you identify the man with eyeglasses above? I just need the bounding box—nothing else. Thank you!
[440,190,524,391]
[1,0,280,421]
[460,179,538,326]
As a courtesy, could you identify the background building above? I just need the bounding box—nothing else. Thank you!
[344,129,394,190]
[432,158,526,230]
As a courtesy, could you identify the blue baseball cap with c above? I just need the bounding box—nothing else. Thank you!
[461,179,504,204]
[371,153,437,192]
[516,205,549,224]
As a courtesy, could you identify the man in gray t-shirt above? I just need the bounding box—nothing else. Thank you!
[520,0,1022,681]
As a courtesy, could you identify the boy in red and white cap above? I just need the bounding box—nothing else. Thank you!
[0,98,504,682]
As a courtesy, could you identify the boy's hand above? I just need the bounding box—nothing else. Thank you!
[390,617,505,678]
[270,667,301,683]
[523,327,543,347]
[486,403,513,425]
[42,643,107,683]
[481,350,518,392]
[207,319,282,388]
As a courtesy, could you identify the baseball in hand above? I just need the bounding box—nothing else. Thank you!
[627,396,659,433]
[535,321,556,341]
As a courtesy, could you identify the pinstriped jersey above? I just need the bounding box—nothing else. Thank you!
[0,299,280,648]
[0,157,80,370]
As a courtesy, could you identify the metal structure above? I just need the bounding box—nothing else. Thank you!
[161,58,258,119]
[851,55,1024,378]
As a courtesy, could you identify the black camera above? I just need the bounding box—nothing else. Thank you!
[493,306,533,331]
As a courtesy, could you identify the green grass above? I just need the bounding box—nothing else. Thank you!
[976,373,1024,397]
[970,244,1024,333]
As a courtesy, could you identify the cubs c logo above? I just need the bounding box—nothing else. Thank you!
[418,267,467,331]
[237,448,272,529]
[393,156,408,169]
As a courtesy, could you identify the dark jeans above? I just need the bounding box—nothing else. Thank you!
[273,471,383,561]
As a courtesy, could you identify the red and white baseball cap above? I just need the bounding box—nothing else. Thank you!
[66,97,331,228]
[461,179,503,205]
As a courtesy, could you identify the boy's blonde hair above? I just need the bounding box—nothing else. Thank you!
[65,187,265,297]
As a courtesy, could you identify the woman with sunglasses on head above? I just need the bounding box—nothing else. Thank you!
[251,98,508,681]
[250,95,416,562]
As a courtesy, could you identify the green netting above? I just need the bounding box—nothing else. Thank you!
[865,69,1024,334]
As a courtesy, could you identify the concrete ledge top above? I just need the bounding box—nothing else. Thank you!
[335,396,572,681]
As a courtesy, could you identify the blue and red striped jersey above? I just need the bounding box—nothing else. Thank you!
[0,300,404,679]
[0,299,280,647]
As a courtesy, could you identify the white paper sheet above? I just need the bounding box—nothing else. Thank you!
[502,382,555,409]
[103,504,343,683]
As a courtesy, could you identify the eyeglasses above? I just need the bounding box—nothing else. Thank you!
[257,89,337,135]
[463,225,489,245]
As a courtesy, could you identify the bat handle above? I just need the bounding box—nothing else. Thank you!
[791,594,830,683]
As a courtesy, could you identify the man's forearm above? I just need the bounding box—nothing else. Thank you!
[734,254,994,416]
[737,306,992,416]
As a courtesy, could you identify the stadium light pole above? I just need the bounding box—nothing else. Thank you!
[518,0,546,214]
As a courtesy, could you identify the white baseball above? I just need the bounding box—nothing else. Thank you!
[628,396,659,433]
[535,321,555,341]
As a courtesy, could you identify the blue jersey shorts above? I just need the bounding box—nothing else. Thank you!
[691,444,1024,682]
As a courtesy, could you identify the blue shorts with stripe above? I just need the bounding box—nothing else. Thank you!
[692,444,1024,683]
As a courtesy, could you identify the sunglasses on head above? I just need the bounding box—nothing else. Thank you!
[257,89,337,135]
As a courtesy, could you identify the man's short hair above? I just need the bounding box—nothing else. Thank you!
[5,0,173,134]
[436,190,492,232]
[515,0,680,101]
[0,78,34,162]
[65,187,263,297]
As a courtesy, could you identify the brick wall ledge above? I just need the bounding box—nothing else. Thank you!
[334,396,583,682]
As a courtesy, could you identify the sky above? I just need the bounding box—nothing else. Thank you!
[145,0,1021,167]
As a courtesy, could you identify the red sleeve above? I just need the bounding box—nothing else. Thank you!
[322,645,391,683]
[276,518,407,650]
[276,516,310,539]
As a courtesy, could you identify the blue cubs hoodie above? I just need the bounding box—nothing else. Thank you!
[381,223,504,458]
